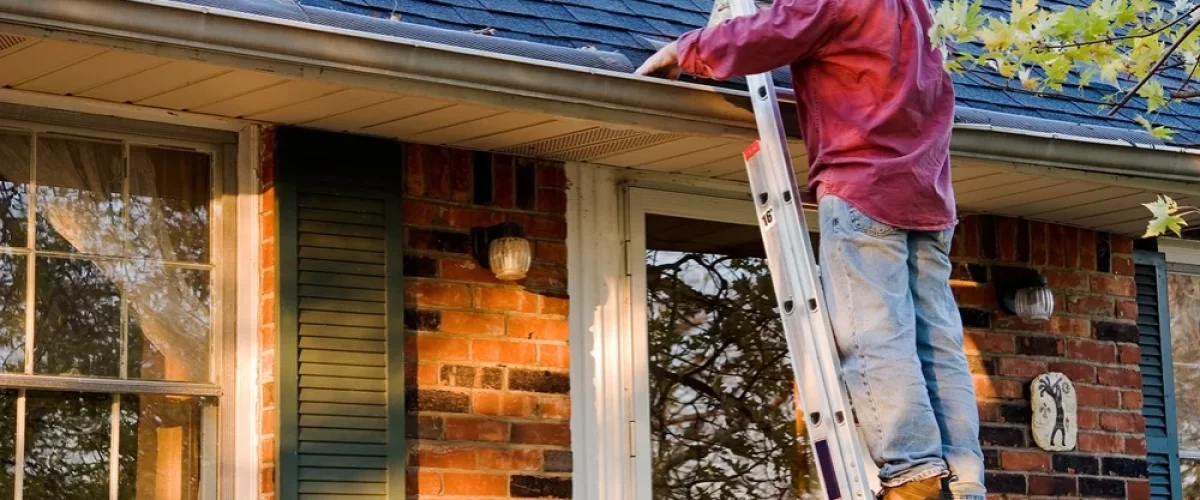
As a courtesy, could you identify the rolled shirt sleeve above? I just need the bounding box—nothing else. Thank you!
[676,0,845,80]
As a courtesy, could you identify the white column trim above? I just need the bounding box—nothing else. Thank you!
[234,125,262,500]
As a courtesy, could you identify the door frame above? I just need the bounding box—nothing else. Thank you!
[622,187,819,499]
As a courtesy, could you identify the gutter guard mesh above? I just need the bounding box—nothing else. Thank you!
[0,34,27,54]
[502,128,684,162]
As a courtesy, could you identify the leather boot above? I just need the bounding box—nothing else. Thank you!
[878,477,943,500]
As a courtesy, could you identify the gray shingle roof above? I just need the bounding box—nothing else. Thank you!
[251,0,1200,145]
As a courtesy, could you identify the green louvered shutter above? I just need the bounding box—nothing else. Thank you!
[1135,250,1183,500]
[276,128,406,500]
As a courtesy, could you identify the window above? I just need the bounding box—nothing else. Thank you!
[0,124,223,500]
[1164,264,1200,497]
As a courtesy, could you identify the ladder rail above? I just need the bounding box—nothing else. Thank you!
[727,1,876,498]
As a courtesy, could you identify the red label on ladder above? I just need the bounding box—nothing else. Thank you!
[743,140,761,161]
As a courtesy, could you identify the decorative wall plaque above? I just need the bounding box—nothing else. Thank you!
[1031,372,1077,452]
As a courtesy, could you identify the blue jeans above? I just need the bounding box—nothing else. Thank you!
[817,195,986,500]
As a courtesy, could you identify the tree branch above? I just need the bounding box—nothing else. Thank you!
[1040,4,1200,50]
[1111,14,1200,115]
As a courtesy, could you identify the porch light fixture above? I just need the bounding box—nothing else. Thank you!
[471,222,531,282]
[995,266,1055,322]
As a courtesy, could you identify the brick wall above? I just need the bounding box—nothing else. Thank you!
[950,215,1149,499]
[258,126,278,500]
[402,145,572,498]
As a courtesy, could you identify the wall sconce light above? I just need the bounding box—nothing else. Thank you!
[471,222,531,282]
[994,266,1055,322]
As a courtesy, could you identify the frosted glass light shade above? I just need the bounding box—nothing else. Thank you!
[1014,287,1054,322]
[490,236,531,281]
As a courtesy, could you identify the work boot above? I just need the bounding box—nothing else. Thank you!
[878,477,942,500]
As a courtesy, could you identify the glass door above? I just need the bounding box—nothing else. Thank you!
[625,189,823,500]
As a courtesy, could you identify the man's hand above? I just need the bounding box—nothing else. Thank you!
[635,41,682,80]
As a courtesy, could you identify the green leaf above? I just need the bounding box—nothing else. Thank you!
[1137,79,1167,112]
[1143,194,1188,237]
[1012,0,1040,25]
[1079,68,1099,87]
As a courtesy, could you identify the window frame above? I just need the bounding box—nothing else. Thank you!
[0,112,241,500]
[1156,238,1200,484]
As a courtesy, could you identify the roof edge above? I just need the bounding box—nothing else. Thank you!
[1,0,1198,185]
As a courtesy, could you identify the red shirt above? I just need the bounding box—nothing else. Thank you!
[677,0,957,231]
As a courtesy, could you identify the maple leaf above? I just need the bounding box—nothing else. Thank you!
[1144,195,1188,237]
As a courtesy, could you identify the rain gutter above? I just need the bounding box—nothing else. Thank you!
[1,0,1199,185]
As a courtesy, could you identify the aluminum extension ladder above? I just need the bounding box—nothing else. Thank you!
[727,0,880,498]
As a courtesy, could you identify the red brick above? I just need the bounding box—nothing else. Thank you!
[261,437,276,463]
[442,472,508,496]
[406,281,471,308]
[998,358,1047,378]
[472,339,536,365]
[410,363,439,386]
[493,155,516,209]
[477,448,542,471]
[952,283,996,308]
[1045,270,1090,291]
[539,396,571,420]
[541,296,569,316]
[523,264,568,291]
[1030,221,1048,265]
[1067,339,1116,363]
[1122,391,1143,410]
[402,200,444,225]
[412,445,477,469]
[1079,229,1097,271]
[444,417,509,442]
[449,149,472,203]
[1100,412,1144,433]
[993,315,1048,332]
[537,188,568,214]
[408,471,442,495]
[262,382,275,408]
[1098,367,1141,388]
[1028,474,1078,496]
[1048,362,1097,383]
[977,403,1002,423]
[412,415,444,440]
[444,207,504,229]
[1076,408,1098,429]
[1063,226,1080,268]
[539,344,570,369]
[536,240,568,264]
[965,332,1015,354]
[536,163,567,190]
[425,146,451,200]
[997,218,1019,261]
[1076,385,1122,409]
[974,377,1023,399]
[1116,299,1139,320]
[527,216,567,240]
[1127,480,1150,500]
[1113,256,1134,276]
[440,311,506,336]
[1001,450,1050,472]
[1091,275,1136,297]
[1126,437,1148,455]
[441,259,502,284]
[509,316,569,341]
[1119,344,1141,364]
[1078,432,1124,453]
[260,294,276,326]
[961,215,981,258]
[409,335,471,362]
[1066,294,1114,316]
[475,287,540,313]
[1048,317,1090,337]
[261,409,276,435]
[405,145,428,196]
[1049,225,1066,267]
[1112,235,1134,254]
[261,467,275,494]
[472,392,536,418]
[511,422,571,446]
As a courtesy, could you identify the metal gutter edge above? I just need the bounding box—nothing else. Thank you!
[1,0,1199,184]
[0,0,760,139]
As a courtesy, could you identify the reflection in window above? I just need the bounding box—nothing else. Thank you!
[0,132,30,248]
[1168,271,1200,498]
[118,395,206,500]
[0,256,26,373]
[645,214,820,499]
[127,265,210,383]
[0,390,14,498]
[35,137,124,256]
[34,257,122,378]
[128,147,210,263]
[24,391,112,499]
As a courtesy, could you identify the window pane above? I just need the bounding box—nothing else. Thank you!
[34,257,121,378]
[1169,272,1200,366]
[0,254,26,373]
[36,136,124,256]
[0,132,30,247]
[0,390,16,498]
[1178,365,1200,451]
[127,265,210,382]
[118,394,206,500]
[24,391,112,499]
[1185,460,1199,500]
[129,147,210,263]
[645,214,821,499]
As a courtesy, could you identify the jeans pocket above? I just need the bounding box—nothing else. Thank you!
[847,204,898,237]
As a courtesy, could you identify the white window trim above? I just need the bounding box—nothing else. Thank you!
[0,95,260,500]
[567,163,824,499]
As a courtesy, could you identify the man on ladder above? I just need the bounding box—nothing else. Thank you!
[636,1,986,499]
